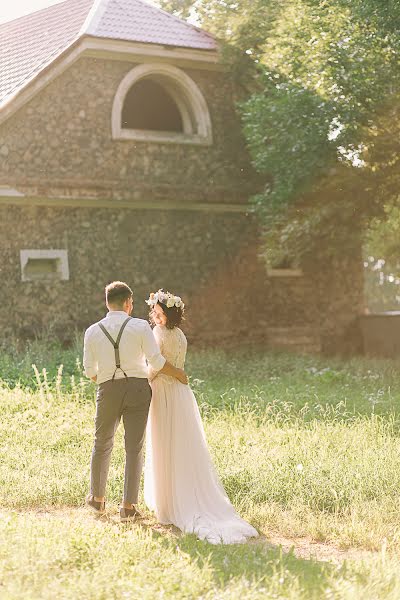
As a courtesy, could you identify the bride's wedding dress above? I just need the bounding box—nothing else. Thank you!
[144,325,258,544]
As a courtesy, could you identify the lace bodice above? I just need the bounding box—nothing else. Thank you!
[153,325,187,369]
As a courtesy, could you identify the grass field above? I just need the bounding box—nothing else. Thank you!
[1,334,400,599]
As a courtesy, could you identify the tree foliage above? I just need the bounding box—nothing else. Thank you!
[159,0,400,262]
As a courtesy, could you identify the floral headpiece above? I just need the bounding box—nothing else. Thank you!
[146,289,185,309]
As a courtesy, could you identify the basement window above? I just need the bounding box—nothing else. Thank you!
[267,257,303,278]
[20,250,69,282]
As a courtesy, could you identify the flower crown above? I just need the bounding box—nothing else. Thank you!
[146,289,185,309]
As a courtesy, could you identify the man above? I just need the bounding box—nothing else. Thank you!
[83,281,188,521]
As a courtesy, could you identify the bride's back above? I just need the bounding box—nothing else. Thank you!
[153,324,187,369]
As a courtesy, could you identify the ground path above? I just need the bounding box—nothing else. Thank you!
[1,507,380,565]
[251,532,378,564]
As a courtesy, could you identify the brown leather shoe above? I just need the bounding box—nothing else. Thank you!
[86,495,105,515]
[120,506,142,522]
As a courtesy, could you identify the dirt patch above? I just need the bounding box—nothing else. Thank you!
[254,531,379,564]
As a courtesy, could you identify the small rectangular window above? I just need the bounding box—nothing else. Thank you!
[24,258,60,280]
[267,267,303,278]
[266,256,303,278]
[20,250,69,282]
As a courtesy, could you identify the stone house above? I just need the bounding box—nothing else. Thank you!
[0,0,363,352]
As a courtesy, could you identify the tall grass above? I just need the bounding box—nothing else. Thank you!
[2,335,400,597]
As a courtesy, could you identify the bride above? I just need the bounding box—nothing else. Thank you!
[144,289,258,544]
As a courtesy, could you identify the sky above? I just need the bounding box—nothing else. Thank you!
[0,0,167,23]
[0,0,65,23]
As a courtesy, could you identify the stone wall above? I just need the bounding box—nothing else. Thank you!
[0,54,364,353]
[0,204,256,337]
[0,56,256,203]
[0,203,363,353]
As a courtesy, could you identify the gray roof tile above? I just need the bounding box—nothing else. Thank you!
[0,0,93,103]
[88,0,216,50]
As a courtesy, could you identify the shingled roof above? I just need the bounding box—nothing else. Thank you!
[0,0,217,107]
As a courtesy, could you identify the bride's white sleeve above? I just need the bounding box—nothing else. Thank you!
[148,326,165,381]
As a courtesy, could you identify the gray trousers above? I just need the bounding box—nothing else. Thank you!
[90,377,152,504]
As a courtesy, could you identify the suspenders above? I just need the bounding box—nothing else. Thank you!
[98,317,132,381]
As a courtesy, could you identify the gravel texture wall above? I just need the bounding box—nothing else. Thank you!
[0,55,364,352]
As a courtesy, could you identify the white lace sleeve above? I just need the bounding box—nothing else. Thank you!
[153,325,165,353]
[148,325,166,381]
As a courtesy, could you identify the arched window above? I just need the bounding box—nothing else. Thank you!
[121,79,183,132]
[112,64,212,145]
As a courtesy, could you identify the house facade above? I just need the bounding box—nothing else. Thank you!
[0,0,364,352]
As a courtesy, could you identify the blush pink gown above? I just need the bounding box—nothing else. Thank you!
[144,325,258,544]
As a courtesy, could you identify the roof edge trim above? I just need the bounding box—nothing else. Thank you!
[79,0,107,36]
[0,38,84,124]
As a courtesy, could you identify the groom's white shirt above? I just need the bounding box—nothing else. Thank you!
[83,310,166,384]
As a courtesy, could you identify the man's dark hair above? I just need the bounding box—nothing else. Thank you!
[105,281,133,307]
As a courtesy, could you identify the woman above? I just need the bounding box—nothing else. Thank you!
[144,289,258,544]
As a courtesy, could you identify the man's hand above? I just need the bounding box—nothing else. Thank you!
[176,369,189,385]
[159,361,189,384]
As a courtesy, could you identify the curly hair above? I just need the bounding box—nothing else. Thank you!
[150,301,185,330]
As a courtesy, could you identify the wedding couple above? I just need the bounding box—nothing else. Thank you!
[83,281,258,544]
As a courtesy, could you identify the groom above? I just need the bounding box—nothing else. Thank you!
[83,281,188,521]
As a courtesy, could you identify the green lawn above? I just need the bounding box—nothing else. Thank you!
[1,336,400,598]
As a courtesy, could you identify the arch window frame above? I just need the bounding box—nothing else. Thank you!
[111,63,213,145]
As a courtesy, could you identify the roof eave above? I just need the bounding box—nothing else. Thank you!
[0,35,84,118]
[0,35,223,126]
[82,34,221,66]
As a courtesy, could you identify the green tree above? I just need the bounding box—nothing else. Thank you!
[160,0,400,264]
[363,205,400,311]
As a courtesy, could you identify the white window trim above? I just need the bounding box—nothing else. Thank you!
[111,63,213,145]
[20,249,69,282]
[266,267,303,278]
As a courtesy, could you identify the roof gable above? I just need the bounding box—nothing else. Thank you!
[0,0,217,107]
